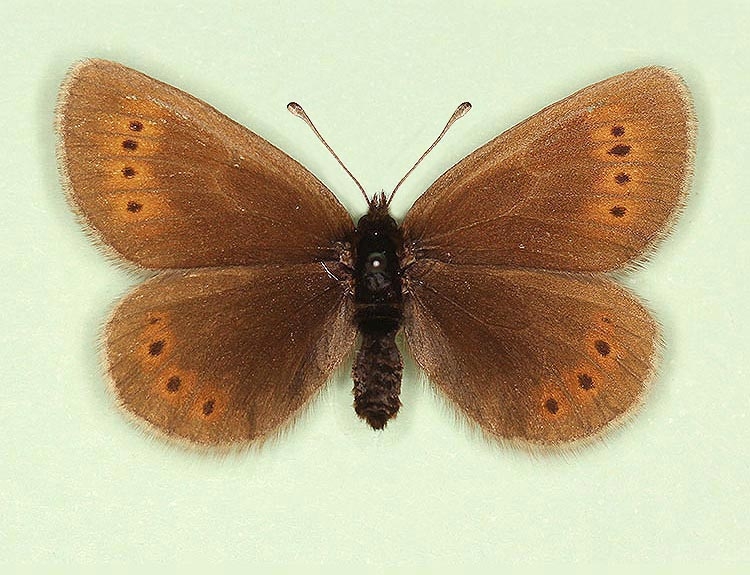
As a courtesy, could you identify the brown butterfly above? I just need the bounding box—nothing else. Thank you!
[56,60,695,449]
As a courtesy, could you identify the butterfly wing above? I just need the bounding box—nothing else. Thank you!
[401,68,694,445]
[402,67,695,272]
[404,261,657,445]
[57,59,354,269]
[106,264,356,447]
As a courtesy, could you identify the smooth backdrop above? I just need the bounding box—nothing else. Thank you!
[1,0,747,567]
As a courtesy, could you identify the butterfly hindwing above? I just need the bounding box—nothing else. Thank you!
[106,264,356,446]
[404,261,658,445]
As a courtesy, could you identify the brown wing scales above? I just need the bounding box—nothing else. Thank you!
[403,67,695,272]
[106,265,356,447]
[404,261,658,445]
[59,61,693,449]
[58,59,354,269]
[400,67,693,445]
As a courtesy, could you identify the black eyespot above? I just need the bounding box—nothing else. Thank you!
[166,376,181,392]
[595,340,611,356]
[126,201,142,213]
[608,144,631,157]
[148,340,164,356]
[544,398,559,414]
[578,374,594,390]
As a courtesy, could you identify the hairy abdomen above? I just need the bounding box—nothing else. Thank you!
[352,327,402,429]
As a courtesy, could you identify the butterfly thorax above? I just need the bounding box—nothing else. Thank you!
[352,198,404,329]
[350,194,404,430]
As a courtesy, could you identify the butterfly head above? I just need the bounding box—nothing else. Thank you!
[356,192,398,236]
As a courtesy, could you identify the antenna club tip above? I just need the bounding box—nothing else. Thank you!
[457,101,472,116]
[287,102,304,116]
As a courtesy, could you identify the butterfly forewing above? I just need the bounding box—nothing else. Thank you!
[106,265,356,446]
[404,261,658,445]
[402,67,695,272]
[57,59,354,269]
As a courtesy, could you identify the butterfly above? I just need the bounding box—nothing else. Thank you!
[56,60,695,449]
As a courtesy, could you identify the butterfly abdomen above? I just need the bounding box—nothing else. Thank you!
[351,198,404,429]
[352,330,402,429]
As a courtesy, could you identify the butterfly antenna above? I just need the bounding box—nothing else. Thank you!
[386,102,472,206]
[287,102,370,204]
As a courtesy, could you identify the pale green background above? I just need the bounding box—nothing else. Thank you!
[1,0,747,567]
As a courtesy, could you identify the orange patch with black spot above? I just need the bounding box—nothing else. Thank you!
[137,312,175,369]
[108,191,174,223]
[153,369,196,403]
[189,386,229,423]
